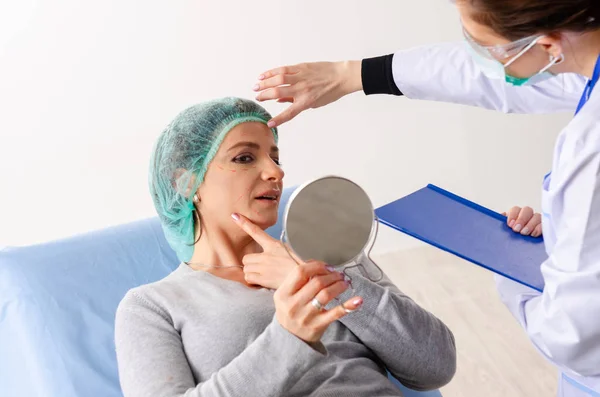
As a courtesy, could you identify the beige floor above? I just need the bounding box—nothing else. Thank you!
[373,246,558,397]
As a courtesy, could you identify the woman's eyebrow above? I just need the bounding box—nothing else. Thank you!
[227,142,279,153]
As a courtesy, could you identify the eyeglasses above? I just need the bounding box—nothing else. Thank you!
[462,25,540,62]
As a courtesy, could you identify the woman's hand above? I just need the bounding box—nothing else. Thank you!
[502,206,542,237]
[253,60,362,128]
[231,213,308,290]
[274,260,363,343]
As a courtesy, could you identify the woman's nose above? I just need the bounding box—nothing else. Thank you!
[262,159,284,181]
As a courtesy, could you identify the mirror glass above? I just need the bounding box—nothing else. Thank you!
[282,175,376,267]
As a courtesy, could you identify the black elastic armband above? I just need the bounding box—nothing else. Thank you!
[361,54,402,96]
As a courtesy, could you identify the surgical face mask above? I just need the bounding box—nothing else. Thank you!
[462,28,565,86]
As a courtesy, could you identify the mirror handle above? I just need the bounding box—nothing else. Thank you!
[354,214,385,283]
[280,229,303,267]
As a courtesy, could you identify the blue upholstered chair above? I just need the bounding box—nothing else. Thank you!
[0,187,443,397]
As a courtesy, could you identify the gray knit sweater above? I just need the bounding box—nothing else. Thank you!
[114,255,456,397]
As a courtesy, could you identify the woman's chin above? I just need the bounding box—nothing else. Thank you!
[245,209,278,229]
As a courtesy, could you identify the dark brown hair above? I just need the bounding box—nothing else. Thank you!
[461,0,600,40]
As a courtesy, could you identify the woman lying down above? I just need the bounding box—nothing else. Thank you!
[114,97,457,397]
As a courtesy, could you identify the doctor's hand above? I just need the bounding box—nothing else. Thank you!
[253,60,362,128]
[232,212,312,290]
[502,206,542,237]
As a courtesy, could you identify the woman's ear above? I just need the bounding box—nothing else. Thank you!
[172,168,197,198]
[538,34,564,60]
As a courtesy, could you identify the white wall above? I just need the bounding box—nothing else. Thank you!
[0,0,572,254]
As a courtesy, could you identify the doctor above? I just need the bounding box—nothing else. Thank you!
[253,0,600,396]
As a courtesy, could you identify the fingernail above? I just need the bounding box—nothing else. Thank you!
[521,227,530,235]
[231,213,240,221]
[514,224,522,233]
[258,74,265,80]
[267,121,276,128]
[353,298,363,307]
[344,279,351,287]
[252,84,260,91]
[326,265,335,272]
[508,220,515,228]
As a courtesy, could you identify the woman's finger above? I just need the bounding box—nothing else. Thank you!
[231,212,278,250]
[243,271,261,285]
[521,212,541,235]
[277,261,333,297]
[242,252,286,267]
[242,262,265,275]
[311,296,364,327]
[312,279,350,308]
[294,271,347,306]
[242,253,264,266]
[506,206,521,228]
[514,206,534,233]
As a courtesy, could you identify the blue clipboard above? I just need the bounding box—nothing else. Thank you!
[375,184,547,292]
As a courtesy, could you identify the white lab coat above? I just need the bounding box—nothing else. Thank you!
[391,42,600,396]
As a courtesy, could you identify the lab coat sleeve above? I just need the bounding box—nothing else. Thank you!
[391,41,585,114]
[495,134,600,377]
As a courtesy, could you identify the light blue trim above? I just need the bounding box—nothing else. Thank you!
[563,375,600,397]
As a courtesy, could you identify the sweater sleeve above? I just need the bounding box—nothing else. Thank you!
[114,291,327,397]
[333,255,457,391]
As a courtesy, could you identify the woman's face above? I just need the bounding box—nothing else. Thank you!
[457,2,559,79]
[196,122,284,231]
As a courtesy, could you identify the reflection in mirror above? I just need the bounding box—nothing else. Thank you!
[280,175,383,283]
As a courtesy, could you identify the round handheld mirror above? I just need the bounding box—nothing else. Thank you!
[280,175,382,281]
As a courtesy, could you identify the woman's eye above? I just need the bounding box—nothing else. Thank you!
[272,158,282,166]
[234,154,254,163]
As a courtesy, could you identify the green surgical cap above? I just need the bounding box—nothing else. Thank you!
[149,97,278,262]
